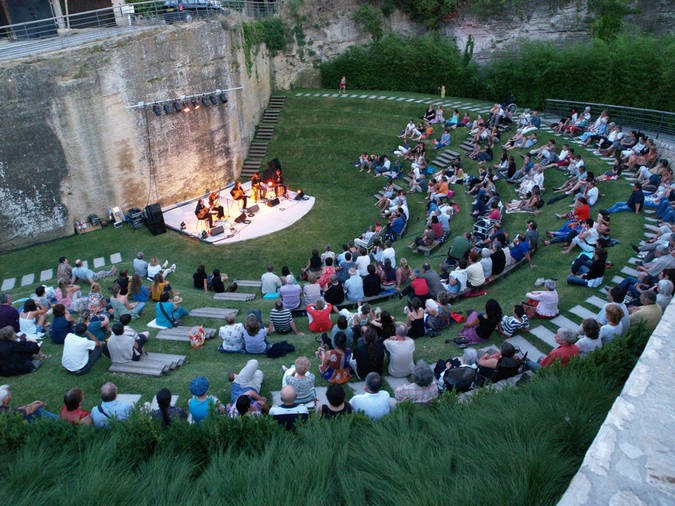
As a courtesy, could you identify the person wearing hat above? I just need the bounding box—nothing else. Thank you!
[188,376,223,424]
[155,291,189,329]
[62,322,107,375]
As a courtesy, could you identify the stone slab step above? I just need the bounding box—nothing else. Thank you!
[110,252,122,264]
[145,352,187,366]
[214,292,256,302]
[621,266,639,277]
[109,361,168,376]
[645,217,658,222]
[627,257,641,265]
[93,257,105,268]
[644,232,656,239]
[348,381,367,395]
[611,276,625,284]
[645,209,655,214]
[585,295,607,310]
[569,305,597,321]
[155,327,217,342]
[505,335,545,362]
[234,279,262,288]
[551,314,581,331]
[1,278,16,291]
[149,394,179,411]
[529,326,557,348]
[383,376,409,392]
[39,269,53,282]
[189,307,238,319]
[21,273,35,287]
[116,394,142,406]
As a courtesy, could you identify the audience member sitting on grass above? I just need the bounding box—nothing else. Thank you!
[218,313,245,353]
[270,385,309,431]
[56,280,84,312]
[302,272,322,307]
[524,328,580,371]
[566,247,607,287]
[228,359,267,409]
[401,269,430,303]
[209,269,232,293]
[243,313,269,354]
[383,324,415,378]
[454,299,503,347]
[344,268,365,302]
[268,299,305,337]
[152,387,187,427]
[57,256,73,285]
[279,274,302,311]
[363,264,382,297]
[323,275,345,308]
[90,382,133,427]
[60,387,92,425]
[62,322,107,376]
[477,342,522,382]
[80,309,108,342]
[0,384,57,421]
[424,293,453,334]
[0,325,44,377]
[405,297,426,339]
[628,291,663,333]
[87,282,109,314]
[50,303,74,345]
[395,360,439,404]
[147,257,175,281]
[19,299,47,340]
[281,356,316,404]
[108,322,147,364]
[128,275,149,304]
[656,279,674,311]
[349,372,395,421]
[307,298,333,333]
[317,383,353,418]
[444,259,468,295]
[151,273,175,302]
[110,284,144,321]
[600,182,644,215]
[317,331,351,384]
[498,305,529,337]
[72,259,116,284]
[133,251,148,278]
[155,292,189,329]
[598,303,625,346]
[575,318,602,357]
[188,376,223,424]
[396,258,412,291]
[261,264,282,298]
[523,280,559,319]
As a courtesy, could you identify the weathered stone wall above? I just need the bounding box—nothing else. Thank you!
[0,16,271,250]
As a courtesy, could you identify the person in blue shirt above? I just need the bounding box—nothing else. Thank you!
[509,234,532,267]
[155,292,189,328]
[90,382,133,427]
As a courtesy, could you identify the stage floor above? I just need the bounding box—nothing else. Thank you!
[162,183,315,245]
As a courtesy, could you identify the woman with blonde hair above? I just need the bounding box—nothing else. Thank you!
[281,356,316,404]
[147,256,175,281]
[151,272,175,302]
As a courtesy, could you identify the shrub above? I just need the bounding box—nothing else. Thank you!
[352,4,384,41]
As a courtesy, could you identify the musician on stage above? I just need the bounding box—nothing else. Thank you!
[250,171,262,202]
[230,181,248,211]
[195,198,212,228]
[208,192,224,220]
[273,168,288,199]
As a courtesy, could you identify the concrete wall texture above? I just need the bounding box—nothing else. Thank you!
[0,17,271,250]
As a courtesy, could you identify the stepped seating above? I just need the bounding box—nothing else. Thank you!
[189,307,238,319]
[155,327,217,342]
[108,352,187,376]
[240,96,286,179]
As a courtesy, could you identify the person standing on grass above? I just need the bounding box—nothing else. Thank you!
[339,76,346,94]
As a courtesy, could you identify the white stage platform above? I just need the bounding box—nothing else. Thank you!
[162,182,315,245]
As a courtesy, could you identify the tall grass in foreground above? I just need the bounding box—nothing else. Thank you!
[0,327,649,504]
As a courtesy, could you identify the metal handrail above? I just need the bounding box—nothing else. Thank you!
[545,99,675,139]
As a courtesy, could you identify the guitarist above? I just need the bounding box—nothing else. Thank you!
[230,181,248,211]
[208,192,224,220]
[194,198,212,228]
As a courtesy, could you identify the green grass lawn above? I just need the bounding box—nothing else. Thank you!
[0,89,645,413]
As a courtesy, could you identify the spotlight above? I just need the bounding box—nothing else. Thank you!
[219,93,228,104]
[180,221,186,231]
[192,100,200,110]
[163,104,172,114]
[209,95,218,105]
[173,101,181,112]
[201,97,209,108]
[182,102,191,113]
[152,104,162,116]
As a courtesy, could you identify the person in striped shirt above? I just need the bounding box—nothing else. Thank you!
[498,305,530,337]
[267,300,304,336]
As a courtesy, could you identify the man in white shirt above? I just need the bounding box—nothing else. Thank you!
[269,385,309,430]
[260,264,282,296]
[62,323,107,375]
[380,240,396,268]
[349,372,395,421]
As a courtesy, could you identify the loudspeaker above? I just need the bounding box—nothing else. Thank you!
[144,203,166,235]
[268,158,281,172]
[247,204,259,215]
[294,191,305,200]
[234,212,248,223]
[210,225,224,236]
[267,198,280,207]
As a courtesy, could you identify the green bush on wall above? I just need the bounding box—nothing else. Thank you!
[321,34,675,111]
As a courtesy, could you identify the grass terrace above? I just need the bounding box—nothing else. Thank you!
[0,89,651,503]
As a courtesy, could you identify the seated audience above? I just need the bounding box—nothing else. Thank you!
[267,300,304,337]
[628,291,662,332]
[498,305,530,337]
[0,384,57,421]
[269,385,309,430]
[349,372,395,421]
[279,274,303,310]
[243,313,269,354]
[60,387,92,425]
[317,331,351,383]
[228,359,267,408]
[394,360,439,404]
[90,382,133,427]
[62,322,107,375]
[455,299,503,345]
[147,257,175,281]
[72,259,116,284]
[317,383,353,418]
[383,324,415,378]
[261,264,282,298]
[281,356,316,404]
[524,280,559,319]
[155,292,189,328]
[576,318,602,357]
[0,326,43,376]
[307,298,333,333]
[188,376,224,424]
[108,322,147,364]
[524,328,580,370]
[152,387,187,427]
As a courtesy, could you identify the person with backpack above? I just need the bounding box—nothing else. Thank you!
[477,341,524,383]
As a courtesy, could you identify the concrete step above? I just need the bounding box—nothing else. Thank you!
[1,278,16,291]
[189,307,239,319]
[39,269,53,282]
[551,314,581,331]
[529,326,557,348]
[569,305,597,321]
[620,266,639,277]
[585,295,607,309]
[20,273,35,287]
[611,275,625,284]
[505,335,545,362]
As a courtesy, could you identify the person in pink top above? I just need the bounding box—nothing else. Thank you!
[524,279,559,319]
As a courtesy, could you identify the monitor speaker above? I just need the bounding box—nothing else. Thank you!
[144,203,166,235]
[267,198,280,207]
[247,204,259,215]
[267,158,281,172]
[210,225,224,236]
[234,212,248,223]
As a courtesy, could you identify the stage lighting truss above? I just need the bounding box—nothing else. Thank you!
[126,86,243,117]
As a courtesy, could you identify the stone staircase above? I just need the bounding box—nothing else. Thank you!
[240,95,286,179]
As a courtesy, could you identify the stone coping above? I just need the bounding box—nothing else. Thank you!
[558,298,675,505]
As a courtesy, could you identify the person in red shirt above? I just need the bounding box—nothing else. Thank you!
[544,197,590,246]
[59,387,92,425]
[400,269,430,303]
[306,298,333,333]
[525,328,580,371]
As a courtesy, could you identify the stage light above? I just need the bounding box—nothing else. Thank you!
[152,104,162,116]
[201,97,209,108]
[180,221,186,231]
[219,93,228,104]
[209,95,218,105]
[173,101,181,112]
[182,102,191,112]
[192,100,200,110]
[163,104,171,114]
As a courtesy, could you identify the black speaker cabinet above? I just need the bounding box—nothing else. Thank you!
[210,225,224,236]
[144,203,166,235]
[247,204,259,215]
[268,158,281,172]
[234,212,248,223]
[267,198,280,207]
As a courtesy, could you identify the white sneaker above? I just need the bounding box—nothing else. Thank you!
[170,264,176,272]
[162,260,169,268]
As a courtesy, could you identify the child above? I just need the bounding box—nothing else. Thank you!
[498,305,530,337]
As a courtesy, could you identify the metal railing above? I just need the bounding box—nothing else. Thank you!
[545,99,675,139]
[0,1,278,60]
